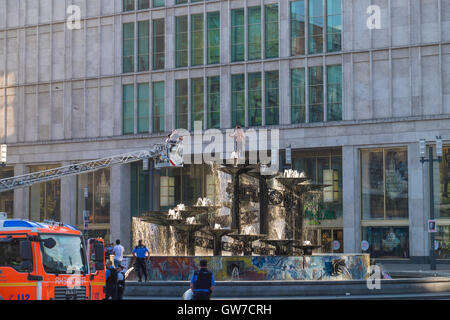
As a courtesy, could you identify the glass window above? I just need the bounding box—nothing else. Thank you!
[308,0,324,54]
[207,76,220,129]
[175,79,188,129]
[160,173,175,209]
[138,83,149,133]
[191,78,204,129]
[309,66,323,123]
[436,146,450,219]
[265,71,279,126]
[153,82,165,133]
[248,72,262,127]
[361,148,409,220]
[291,1,305,56]
[175,16,188,68]
[207,12,220,65]
[231,9,245,62]
[131,162,153,217]
[29,165,61,222]
[248,7,262,60]
[123,0,135,11]
[76,169,110,227]
[436,225,450,259]
[123,84,135,134]
[362,226,409,258]
[153,0,165,7]
[265,4,279,59]
[291,68,306,124]
[137,21,149,72]
[327,65,342,121]
[327,0,342,52]
[0,238,25,272]
[138,0,150,9]
[176,0,188,3]
[231,74,245,127]
[152,19,165,70]
[123,23,135,73]
[0,167,14,218]
[191,14,204,66]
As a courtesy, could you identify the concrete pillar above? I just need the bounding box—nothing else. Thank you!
[60,162,76,225]
[342,145,360,253]
[110,164,131,252]
[13,164,28,220]
[409,142,428,262]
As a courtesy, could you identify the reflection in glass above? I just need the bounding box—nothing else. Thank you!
[176,79,188,129]
[248,73,262,127]
[153,82,165,133]
[248,7,262,60]
[309,66,323,123]
[231,9,245,62]
[122,84,134,134]
[122,23,135,73]
[327,0,342,52]
[29,165,61,222]
[153,19,165,70]
[362,226,409,258]
[327,65,342,121]
[232,74,245,127]
[0,167,14,218]
[265,4,279,59]
[291,68,306,124]
[137,21,149,72]
[207,76,220,129]
[175,16,188,68]
[308,0,323,54]
[191,14,204,66]
[265,71,279,125]
[291,1,305,56]
[207,12,220,65]
[138,83,149,133]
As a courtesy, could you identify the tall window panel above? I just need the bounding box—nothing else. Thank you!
[175,16,188,68]
[123,84,135,134]
[138,0,150,9]
[327,0,342,52]
[123,23,135,73]
[191,14,204,66]
[123,0,135,11]
[309,66,323,123]
[248,72,262,127]
[309,0,324,54]
[231,9,245,62]
[207,76,220,129]
[138,83,149,133]
[176,79,189,129]
[29,166,61,222]
[153,19,165,70]
[291,1,306,56]
[291,68,306,124]
[327,65,342,121]
[176,0,188,3]
[248,7,262,60]
[232,74,245,127]
[137,21,150,72]
[265,71,279,125]
[265,4,279,59]
[153,82,165,133]
[207,12,220,65]
[153,0,165,7]
[0,168,14,218]
[191,78,204,129]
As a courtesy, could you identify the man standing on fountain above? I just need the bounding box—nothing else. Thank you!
[190,260,216,300]
[230,125,245,166]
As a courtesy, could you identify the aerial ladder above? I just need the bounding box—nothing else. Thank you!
[0,138,184,193]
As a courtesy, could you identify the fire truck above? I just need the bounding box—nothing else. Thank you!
[0,139,184,300]
[0,216,106,300]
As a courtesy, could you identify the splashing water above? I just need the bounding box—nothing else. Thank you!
[273,220,285,240]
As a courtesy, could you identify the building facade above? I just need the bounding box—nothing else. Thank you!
[0,0,450,262]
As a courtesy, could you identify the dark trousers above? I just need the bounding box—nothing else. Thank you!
[117,285,125,300]
[105,285,118,300]
[135,258,148,281]
[193,291,211,300]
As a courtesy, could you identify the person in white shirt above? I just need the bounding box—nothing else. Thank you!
[113,239,125,267]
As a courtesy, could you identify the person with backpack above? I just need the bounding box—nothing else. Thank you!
[105,260,118,300]
[190,259,216,300]
[117,265,126,300]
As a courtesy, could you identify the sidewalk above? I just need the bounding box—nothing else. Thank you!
[378,263,450,278]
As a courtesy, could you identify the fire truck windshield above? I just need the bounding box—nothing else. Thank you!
[40,234,88,275]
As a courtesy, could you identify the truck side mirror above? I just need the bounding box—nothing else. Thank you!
[19,240,33,272]
[94,243,104,271]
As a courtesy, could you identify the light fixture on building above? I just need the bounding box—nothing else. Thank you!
[436,136,443,158]
[1,144,7,167]
[419,139,426,159]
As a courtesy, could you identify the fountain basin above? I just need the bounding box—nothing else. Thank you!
[123,254,370,281]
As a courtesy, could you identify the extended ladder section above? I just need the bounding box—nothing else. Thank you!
[0,141,184,193]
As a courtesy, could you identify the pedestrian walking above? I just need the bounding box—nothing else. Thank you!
[190,259,215,300]
[105,260,118,300]
[132,240,149,282]
[113,239,125,268]
[117,265,126,300]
